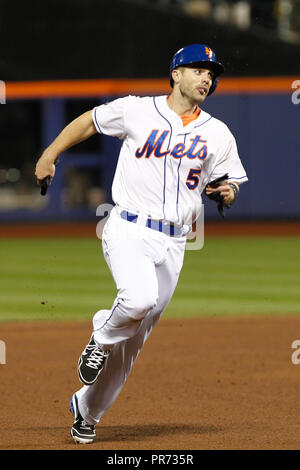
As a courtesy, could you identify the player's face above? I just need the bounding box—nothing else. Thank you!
[176,66,214,103]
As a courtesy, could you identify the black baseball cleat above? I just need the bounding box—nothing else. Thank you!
[70,394,96,444]
[78,334,112,385]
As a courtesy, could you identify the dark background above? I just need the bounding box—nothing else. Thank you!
[1,0,300,81]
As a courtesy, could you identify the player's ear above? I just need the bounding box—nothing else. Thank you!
[172,68,182,86]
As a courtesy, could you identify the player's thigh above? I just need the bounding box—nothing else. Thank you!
[153,237,186,314]
[102,223,159,310]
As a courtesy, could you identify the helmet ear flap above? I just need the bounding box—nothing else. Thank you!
[208,77,219,96]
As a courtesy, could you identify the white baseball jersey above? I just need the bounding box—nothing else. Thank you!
[92,95,248,226]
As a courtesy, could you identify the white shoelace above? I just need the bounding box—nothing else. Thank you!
[86,347,110,370]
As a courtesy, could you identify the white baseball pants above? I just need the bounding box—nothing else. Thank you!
[75,206,186,424]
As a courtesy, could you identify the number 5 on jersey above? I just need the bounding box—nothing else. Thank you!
[186,168,202,190]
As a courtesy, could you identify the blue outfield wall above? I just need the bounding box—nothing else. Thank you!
[1,91,299,222]
[202,93,299,219]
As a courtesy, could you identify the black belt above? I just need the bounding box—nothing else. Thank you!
[120,210,183,237]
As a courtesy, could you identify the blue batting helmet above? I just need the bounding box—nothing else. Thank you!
[170,44,225,95]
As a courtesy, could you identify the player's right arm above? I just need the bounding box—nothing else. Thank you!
[35,110,97,185]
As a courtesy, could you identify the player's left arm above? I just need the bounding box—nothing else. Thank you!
[205,180,239,206]
[204,129,247,216]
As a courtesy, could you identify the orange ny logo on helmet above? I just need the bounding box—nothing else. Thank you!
[205,47,213,59]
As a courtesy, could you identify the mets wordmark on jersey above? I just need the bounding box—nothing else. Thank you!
[92,95,248,225]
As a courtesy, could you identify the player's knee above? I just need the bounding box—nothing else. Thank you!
[127,293,158,320]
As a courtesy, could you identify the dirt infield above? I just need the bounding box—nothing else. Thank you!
[1,315,300,450]
[1,220,300,238]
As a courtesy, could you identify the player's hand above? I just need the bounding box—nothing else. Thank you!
[35,154,56,187]
[205,182,235,205]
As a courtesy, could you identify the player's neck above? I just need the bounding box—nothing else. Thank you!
[167,93,199,116]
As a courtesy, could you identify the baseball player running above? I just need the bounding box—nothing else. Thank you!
[35,44,248,444]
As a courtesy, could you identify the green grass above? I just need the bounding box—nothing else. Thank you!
[0,237,299,322]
